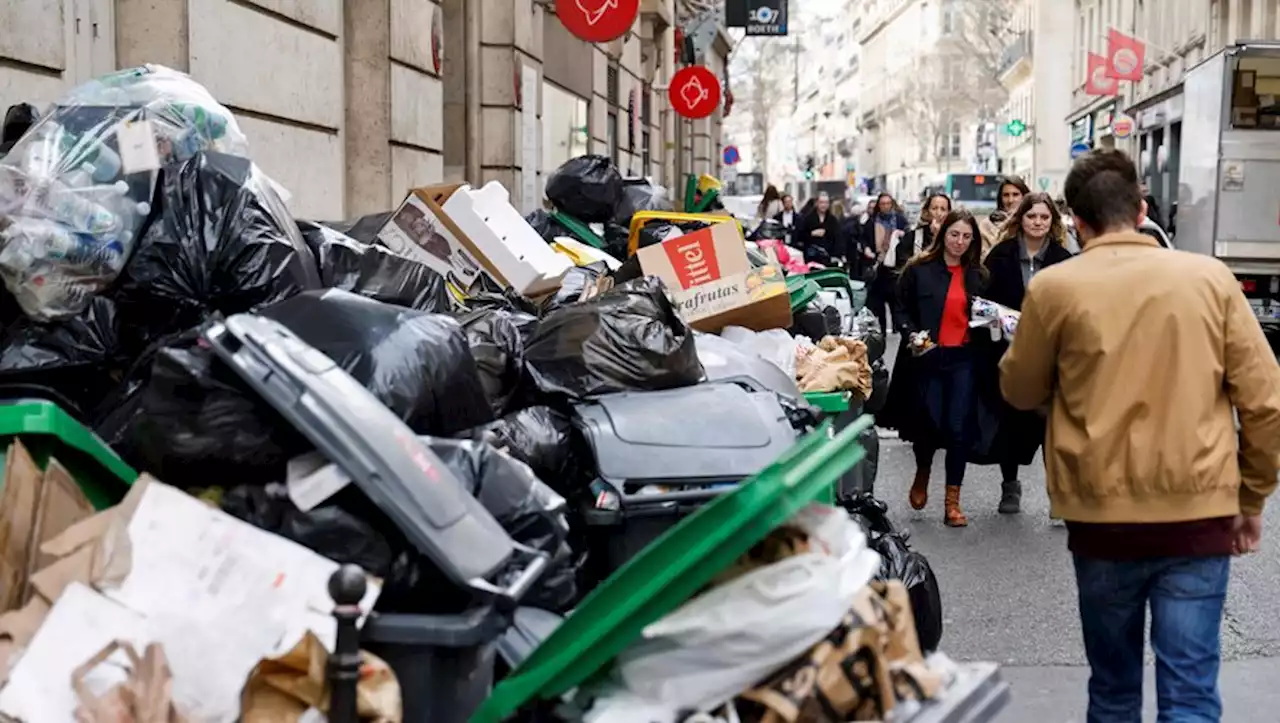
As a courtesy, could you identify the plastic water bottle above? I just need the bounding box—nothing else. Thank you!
[59,132,123,184]
[23,180,123,237]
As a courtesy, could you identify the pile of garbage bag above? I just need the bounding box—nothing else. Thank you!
[0,67,965,723]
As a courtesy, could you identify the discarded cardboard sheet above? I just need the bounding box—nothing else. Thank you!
[241,631,402,723]
[0,442,94,612]
[636,222,791,333]
[377,186,489,288]
[71,640,186,723]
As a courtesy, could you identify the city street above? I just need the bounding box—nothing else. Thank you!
[876,334,1280,721]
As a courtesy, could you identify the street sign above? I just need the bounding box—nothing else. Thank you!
[558,0,640,43]
[1070,142,1092,159]
[726,0,789,36]
[1038,176,1051,191]
[669,66,721,120]
[723,145,741,166]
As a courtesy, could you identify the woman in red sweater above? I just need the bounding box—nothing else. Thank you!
[893,210,990,527]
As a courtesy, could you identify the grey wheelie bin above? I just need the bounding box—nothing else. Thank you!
[203,314,550,723]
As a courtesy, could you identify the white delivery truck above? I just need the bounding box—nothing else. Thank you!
[1180,42,1280,338]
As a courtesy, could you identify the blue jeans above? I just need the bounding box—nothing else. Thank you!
[1074,555,1230,723]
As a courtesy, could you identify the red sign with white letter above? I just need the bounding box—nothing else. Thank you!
[669,66,722,120]
[1105,29,1146,82]
[661,228,723,289]
[558,0,639,43]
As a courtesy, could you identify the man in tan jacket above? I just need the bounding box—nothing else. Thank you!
[999,149,1280,722]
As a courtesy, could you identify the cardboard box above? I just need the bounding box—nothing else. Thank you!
[378,182,572,296]
[637,222,792,333]
[377,187,490,288]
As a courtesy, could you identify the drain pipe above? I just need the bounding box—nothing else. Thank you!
[464,0,482,185]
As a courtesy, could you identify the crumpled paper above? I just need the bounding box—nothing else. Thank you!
[970,297,1021,341]
[240,632,401,723]
[795,336,872,397]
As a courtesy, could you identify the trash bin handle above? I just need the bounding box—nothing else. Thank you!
[618,487,727,505]
[473,546,549,609]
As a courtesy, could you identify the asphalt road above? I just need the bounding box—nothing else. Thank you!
[874,333,1280,721]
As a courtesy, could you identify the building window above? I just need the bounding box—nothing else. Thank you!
[641,84,652,176]
[942,0,956,35]
[542,81,590,177]
[938,120,962,159]
[607,64,620,165]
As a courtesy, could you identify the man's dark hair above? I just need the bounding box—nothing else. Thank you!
[1063,149,1143,233]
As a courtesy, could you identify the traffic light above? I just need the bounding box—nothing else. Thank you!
[803,156,815,180]
[1006,119,1027,137]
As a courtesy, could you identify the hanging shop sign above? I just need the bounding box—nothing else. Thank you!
[726,0,789,36]
[559,0,640,44]
[669,66,721,120]
[1112,114,1135,139]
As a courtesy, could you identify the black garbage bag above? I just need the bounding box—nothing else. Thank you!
[601,223,631,260]
[296,221,451,312]
[635,221,683,251]
[458,273,541,316]
[320,211,395,245]
[114,152,320,355]
[545,155,623,223]
[1,103,38,156]
[864,359,890,414]
[613,181,673,226]
[846,494,944,652]
[429,437,577,610]
[458,307,537,416]
[522,276,704,400]
[0,296,121,417]
[537,262,608,316]
[262,289,493,435]
[525,209,578,245]
[109,329,308,488]
[465,406,590,497]
[224,437,578,613]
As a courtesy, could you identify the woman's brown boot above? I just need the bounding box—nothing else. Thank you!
[944,486,968,527]
[908,467,930,510]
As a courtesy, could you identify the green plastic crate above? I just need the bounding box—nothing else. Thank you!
[548,211,606,250]
[787,275,821,312]
[804,268,868,313]
[470,415,874,723]
[804,390,853,414]
[0,401,137,510]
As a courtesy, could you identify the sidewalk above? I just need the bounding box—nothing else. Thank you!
[1001,659,1280,722]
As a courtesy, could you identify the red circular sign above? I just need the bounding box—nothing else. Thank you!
[1112,115,1135,138]
[669,66,721,120]
[559,0,640,43]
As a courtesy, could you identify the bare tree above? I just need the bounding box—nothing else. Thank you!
[896,0,1014,172]
[732,39,791,178]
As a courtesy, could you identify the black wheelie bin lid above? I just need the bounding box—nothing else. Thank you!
[202,314,548,603]
[572,382,798,488]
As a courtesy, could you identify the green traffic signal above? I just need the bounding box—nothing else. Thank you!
[804,170,815,180]
[1006,119,1027,137]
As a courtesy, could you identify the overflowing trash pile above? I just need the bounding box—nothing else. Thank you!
[0,67,1005,722]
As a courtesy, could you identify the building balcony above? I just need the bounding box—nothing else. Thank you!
[998,32,1033,82]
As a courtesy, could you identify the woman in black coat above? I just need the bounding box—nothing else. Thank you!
[796,192,845,265]
[976,191,1074,514]
[886,210,993,527]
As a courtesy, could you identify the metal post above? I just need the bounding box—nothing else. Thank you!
[327,564,367,723]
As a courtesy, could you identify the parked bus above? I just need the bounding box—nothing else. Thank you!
[923,173,1001,215]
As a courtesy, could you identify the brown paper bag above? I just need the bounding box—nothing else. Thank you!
[241,632,402,723]
[72,640,186,723]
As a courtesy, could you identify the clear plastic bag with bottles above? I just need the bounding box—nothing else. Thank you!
[0,64,249,321]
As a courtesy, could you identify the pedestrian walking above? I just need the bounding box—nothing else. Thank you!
[979,176,1030,258]
[862,193,911,332]
[974,192,1073,514]
[753,185,784,231]
[773,193,800,247]
[1000,149,1280,721]
[895,209,991,528]
[797,192,844,266]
